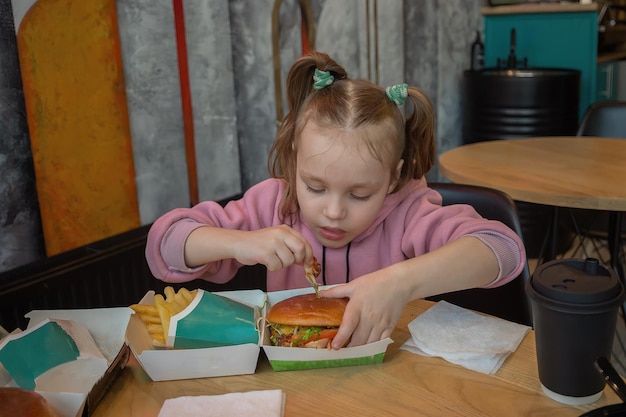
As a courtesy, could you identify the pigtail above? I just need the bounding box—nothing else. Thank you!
[285,53,347,112]
[267,57,314,182]
[402,87,436,181]
[268,51,348,220]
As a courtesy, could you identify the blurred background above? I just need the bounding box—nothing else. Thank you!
[0,0,485,273]
[3,0,626,275]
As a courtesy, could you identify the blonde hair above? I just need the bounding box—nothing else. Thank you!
[268,51,436,221]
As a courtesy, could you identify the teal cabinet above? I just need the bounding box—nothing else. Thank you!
[483,9,598,121]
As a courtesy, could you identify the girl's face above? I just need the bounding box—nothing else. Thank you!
[296,121,401,249]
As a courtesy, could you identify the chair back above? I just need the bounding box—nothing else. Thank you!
[569,101,626,236]
[427,182,532,326]
[577,101,626,138]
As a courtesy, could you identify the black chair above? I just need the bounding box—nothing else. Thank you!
[577,101,626,139]
[427,182,532,326]
[567,101,626,271]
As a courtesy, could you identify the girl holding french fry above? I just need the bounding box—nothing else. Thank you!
[145,51,526,350]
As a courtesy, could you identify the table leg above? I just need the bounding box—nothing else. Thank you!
[548,206,559,262]
[608,211,624,282]
[536,206,559,265]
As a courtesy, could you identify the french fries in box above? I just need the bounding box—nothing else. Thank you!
[125,288,266,381]
[130,287,197,347]
[130,286,260,349]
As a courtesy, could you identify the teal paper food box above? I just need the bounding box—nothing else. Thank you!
[125,289,266,381]
[167,289,260,348]
[1,307,131,417]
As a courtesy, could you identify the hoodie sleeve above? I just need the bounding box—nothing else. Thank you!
[468,231,524,288]
[401,187,526,288]
[145,179,286,284]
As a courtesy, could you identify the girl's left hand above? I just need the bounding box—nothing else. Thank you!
[320,271,410,349]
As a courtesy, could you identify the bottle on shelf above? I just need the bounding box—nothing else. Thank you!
[470,30,484,71]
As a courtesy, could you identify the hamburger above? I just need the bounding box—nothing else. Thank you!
[0,388,59,417]
[266,293,348,348]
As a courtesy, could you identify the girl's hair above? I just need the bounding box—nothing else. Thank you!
[268,51,436,221]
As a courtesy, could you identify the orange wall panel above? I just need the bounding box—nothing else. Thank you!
[17,0,139,255]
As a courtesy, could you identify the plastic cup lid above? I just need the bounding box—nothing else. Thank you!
[530,258,622,304]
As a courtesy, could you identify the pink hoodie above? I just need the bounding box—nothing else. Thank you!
[145,178,525,292]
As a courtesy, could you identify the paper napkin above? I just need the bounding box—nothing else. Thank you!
[157,390,286,417]
[401,301,530,374]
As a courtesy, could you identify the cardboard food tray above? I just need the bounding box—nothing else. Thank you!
[125,289,266,381]
[82,343,130,416]
[262,287,393,371]
[0,307,132,417]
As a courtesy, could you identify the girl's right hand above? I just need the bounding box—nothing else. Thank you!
[231,225,314,271]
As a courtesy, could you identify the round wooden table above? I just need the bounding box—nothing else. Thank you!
[439,136,626,276]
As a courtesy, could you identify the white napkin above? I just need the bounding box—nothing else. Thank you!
[157,390,286,417]
[401,301,530,374]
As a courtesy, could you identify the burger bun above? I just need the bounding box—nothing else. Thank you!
[266,293,347,327]
[0,388,59,417]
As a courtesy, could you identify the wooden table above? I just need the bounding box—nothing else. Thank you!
[91,299,620,417]
[439,137,626,275]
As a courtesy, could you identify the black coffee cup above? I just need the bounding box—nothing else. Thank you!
[525,258,625,405]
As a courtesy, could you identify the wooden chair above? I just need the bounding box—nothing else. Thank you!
[427,182,532,326]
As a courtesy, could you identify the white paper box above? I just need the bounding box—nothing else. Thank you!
[126,287,393,379]
[262,287,393,371]
[125,289,266,381]
[1,307,131,417]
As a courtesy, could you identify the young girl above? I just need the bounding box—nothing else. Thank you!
[145,51,526,349]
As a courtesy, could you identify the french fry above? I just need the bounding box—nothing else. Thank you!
[305,257,321,297]
[137,313,161,325]
[179,288,196,304]
[169,291,189,311]
[164,286,177,301]
[130,286,198,347]
[151,333,166,346]
[129,304,158,316]
[146,323,163,334]
[154,294,172,341]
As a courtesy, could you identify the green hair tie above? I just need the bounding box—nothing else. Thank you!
[313,68,334,90]
[386,83,408,105]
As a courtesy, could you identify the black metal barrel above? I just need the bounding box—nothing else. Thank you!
[462,68,581,258]
[463,68,580,143]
